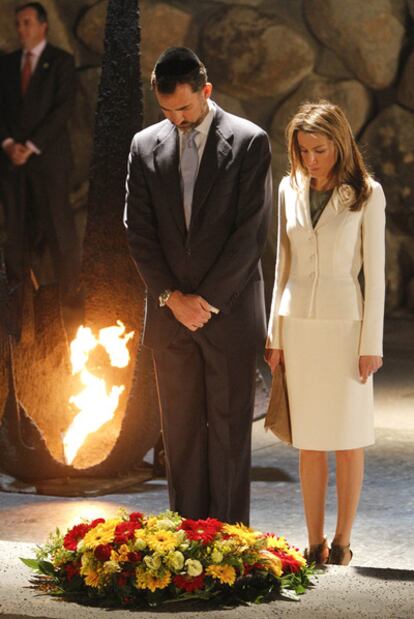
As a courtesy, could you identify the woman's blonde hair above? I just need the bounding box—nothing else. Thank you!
[286,100,372,211]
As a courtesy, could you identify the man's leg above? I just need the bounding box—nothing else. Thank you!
[199,335,257,524]
[152,328,209,519]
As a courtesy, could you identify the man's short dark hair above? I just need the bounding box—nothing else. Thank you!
[151,47,207,94]
[16,2,48,23]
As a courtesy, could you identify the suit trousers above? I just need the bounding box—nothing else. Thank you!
[152,324,257,524]
[1,162,81,337]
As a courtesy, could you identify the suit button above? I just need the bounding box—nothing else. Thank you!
[309,255,314,261]
[185,248,191,256]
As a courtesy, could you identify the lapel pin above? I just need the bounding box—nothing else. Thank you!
[43,62,49,69]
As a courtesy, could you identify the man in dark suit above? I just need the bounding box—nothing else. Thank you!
[124,48,272,524]
[0,2,81,339]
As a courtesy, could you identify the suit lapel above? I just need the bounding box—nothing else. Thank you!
[153,123,185,236]
[10,51,22,105]
[295,175,312,229]
[190,106,233,228]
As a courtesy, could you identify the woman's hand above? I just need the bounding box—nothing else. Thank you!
[359,355,383,383]
[264,348,284,374]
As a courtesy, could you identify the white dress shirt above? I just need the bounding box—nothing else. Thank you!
[178,98,215,168]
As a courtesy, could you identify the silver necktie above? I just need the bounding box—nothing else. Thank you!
[180,129,199,230]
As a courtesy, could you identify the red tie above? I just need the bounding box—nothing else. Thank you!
[21,51,32,96]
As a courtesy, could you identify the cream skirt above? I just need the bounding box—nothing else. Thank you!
[282,317,375,451]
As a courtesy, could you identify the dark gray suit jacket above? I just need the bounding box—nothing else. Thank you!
[0,42,75,174]
[124,104,272,351]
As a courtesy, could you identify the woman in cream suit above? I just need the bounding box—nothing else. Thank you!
[266,101,385,566]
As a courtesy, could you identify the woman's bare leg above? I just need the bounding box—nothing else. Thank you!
[300,449,329,558]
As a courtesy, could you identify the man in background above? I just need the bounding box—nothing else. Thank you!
[124,47,272,524]
[0,2,82,339]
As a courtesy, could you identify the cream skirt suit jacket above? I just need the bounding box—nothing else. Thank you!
[267,174,386,450]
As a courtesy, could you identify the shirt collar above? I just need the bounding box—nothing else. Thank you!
[178,98,215,138]
[24,38,47,58]
[195,98,215,137]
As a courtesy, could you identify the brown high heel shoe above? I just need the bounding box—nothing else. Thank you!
[328,543,353,565]
[303,537,329,566]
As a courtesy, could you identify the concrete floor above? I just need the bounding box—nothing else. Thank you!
[0,317,413,617]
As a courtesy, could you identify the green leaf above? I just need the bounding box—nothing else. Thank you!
[20,558,40,571]
[38,560,56,576]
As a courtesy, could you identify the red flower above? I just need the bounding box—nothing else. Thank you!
[243,563,254,575]
[114,520,142,544]
[63,518,105,551]
[173,574,205,592]
[127,551,142,563]
[271,549,302,573]
[179,518,223,545]
[64,561,80,581]
[63,524,90,551]
[94,544,112,561]
[129,512,143,522]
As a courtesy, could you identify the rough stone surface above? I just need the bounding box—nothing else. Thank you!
[270,75,372,146]
[70,67,101,191]
[140,2,197,78]
[398,49,414,112]
[362,105,414,313]
[316,46,354,80]
[304,0,406,89]
[201,7,315,101]
[0,0,74,54]
[77,0,196,77]
[75,0,107,55]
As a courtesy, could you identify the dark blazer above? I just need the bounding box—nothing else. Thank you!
[0,42,75,174]
[124,104,273,351]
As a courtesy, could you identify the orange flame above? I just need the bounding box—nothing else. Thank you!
[63,321,134,465]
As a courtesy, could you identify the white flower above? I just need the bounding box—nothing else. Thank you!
[211,548,223,564]
[185,558,203,577]
[165,551,185,571]
[144,553,161,572]
[337,183,356,207]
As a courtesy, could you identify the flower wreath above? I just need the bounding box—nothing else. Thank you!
[22,509,315,607]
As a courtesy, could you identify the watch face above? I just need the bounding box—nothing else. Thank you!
[159,290,171,306]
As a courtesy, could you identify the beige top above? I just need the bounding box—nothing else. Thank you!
[267,174,386,355]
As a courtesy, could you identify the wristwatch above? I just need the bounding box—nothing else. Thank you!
[159,289,172,307]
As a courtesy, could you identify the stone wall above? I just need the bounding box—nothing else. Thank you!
[1,0,414,313]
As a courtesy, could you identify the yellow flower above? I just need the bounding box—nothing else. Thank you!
[102,560,121,575]
[165,550,185,571]
[110,544,130,563]
[135,566,171,592]
[266,535,288,551]
[146,530,180,554]
[146,516,158,529]
[223,523,259,547]
[259,550,283,578]
[185,558,203,577]
[134,529,147,550]
[83,568,101,588]
[81,519,120,550]
[206,564,236,586]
